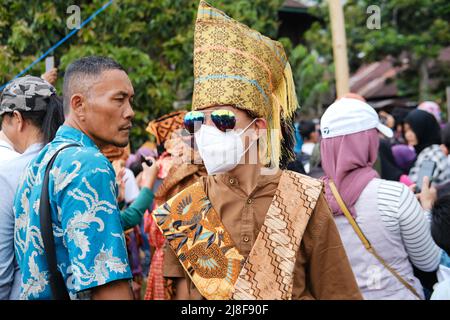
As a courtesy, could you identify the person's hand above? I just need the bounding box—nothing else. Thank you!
[41,68,58,85]
[415,176,437,211]
[140,156,160,190]
[116,168,126,203]
[112,160,126,202]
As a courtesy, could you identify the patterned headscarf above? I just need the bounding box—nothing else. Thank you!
[192,1,299,168]
[146,110,187,145]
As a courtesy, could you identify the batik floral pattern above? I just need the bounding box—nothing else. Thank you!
[152,181,245,300]
[14,126,131,300]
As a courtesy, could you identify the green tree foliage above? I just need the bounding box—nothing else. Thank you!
[2,0,448,141]
[304,0,450,110]
[278,37,332,117]
[0,0,284,148]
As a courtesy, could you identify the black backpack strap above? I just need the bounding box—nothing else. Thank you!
[39,143,80,300]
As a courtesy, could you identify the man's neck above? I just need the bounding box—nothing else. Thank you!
[64,118,106,149]
[19,129,42,153]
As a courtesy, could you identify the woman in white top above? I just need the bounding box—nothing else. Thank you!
[0,76,64,299]
[320,97,441,300]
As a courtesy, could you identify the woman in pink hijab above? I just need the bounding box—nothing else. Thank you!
[320,97,440,300]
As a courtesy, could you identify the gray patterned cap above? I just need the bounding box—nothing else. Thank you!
[0,75,56,116]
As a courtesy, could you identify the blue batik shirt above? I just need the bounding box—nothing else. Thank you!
[14,125,132,300]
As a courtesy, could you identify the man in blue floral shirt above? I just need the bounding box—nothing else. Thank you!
[14,56,136,299]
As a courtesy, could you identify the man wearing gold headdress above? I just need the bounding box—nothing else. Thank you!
[152,1,362,300]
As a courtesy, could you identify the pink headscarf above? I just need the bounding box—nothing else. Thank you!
[321,128,380,217]
[418,101,441,124]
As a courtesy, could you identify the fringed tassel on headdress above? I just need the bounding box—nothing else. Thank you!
[267,94,282,168]
[265,62,299,168]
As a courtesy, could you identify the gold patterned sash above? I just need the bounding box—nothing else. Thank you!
[152,181,245,300]
[152,170,322,300]
[232,171,322,299]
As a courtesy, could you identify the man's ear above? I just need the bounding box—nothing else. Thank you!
[71,94,86,121]
[12,111,25,132]
[254,118,267,140]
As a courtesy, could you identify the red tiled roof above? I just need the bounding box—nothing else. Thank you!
[438,47,450,62]
[350,58,405,99]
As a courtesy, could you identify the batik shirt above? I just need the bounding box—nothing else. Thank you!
[409,144,450,185]
[14,125,132,300]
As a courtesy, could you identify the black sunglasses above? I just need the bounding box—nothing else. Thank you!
[183,109,237,134]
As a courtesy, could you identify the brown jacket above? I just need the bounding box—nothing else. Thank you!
[155,163,207,205]
[163,170,362,300]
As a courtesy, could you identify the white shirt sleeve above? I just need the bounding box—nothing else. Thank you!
[0,172,17,299]
[123,168,140,204]
[378,180,441,272]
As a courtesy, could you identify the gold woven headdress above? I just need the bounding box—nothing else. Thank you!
[192,1,299,167]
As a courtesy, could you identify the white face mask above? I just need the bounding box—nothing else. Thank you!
[194,119,256,175]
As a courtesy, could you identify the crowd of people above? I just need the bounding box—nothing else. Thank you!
[0,1,449,300]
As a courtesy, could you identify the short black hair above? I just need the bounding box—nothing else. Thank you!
[431,194,450,256]
[299,120,316,140]
[391,107,411,128]
[63,56,125,114]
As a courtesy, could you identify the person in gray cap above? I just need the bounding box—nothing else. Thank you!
[0,75,64,150]
[0,75,65,299]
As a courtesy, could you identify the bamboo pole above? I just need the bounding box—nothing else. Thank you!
[328,0,350,98]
